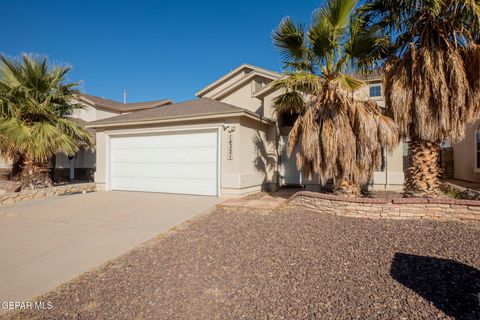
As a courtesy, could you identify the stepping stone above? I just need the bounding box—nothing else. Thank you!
[218,199,248,207]
[243,200,280,210]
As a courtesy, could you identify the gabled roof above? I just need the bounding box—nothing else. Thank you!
[195,64,282,98]
[87,98,273,128]
[252,75,286,98]
[253,71,383,99]
[78,93,172,113]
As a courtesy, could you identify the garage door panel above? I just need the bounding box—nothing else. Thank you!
[109,130,218,196]
[112,177,218,195]
[111,132,216,149]
[111,162,217,179]
[111,147,217,163]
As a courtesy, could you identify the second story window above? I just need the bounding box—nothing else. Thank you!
[369,85,382,97]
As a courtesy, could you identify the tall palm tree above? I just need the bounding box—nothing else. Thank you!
[0,54,94,189]
[360,0,480,196]
[272,0,398,196]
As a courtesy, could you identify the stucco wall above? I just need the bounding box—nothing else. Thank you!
[262,89,281,120]
[0,156,11,169]
[200,70,250,98]
[55,149,96,169]
[219,82,264,116]
[70,104,119,122]
[237,117,277,191]
[453,120,479,182]
[372,140,405,189]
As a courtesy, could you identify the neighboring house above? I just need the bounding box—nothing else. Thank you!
[88,64,406,196]
[0,93,172,181]
[452,120,480,182]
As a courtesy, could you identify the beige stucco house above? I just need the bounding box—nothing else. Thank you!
[0,94,171,181]
[88,64,406,196]
[452,120,480,182]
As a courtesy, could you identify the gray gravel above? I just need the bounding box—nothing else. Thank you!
[3,207,480,320]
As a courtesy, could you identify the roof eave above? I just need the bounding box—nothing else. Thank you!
[196,64,282,97]
[86,110,273,129]
[210,72,259,100]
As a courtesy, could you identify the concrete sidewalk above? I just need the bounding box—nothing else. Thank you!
[0,191,220,311]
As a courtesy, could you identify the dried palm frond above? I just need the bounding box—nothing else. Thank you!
[384,45,480,143]
[362,0,480,196]
[285,85,398,190]
[273,0,399,195]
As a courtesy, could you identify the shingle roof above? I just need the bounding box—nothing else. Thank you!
[87,98,265,127]
[78,93,172,112]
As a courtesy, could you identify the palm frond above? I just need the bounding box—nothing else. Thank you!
[324,0,358,30]
[308,11,335,62]
[0,54,94,164]
[272,0,400,192]
[273,72,323,95]
[337,73,365,91]
[345,13,391,73]
[273,18,310,69]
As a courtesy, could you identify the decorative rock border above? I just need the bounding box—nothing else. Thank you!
[0,183,96,206]
[0,180,21,193]
[288,191,480,225]
[440,182,480,200]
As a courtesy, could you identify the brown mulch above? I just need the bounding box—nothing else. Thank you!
[3,207,480,320]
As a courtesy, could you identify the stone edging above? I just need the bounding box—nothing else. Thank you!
[288,191,480,225]
[0,183,96,206]
[440,182,480,200]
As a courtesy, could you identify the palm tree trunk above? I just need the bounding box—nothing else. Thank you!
[7,154,24,181]
[404,138,441,197]
[20,157,53,190]
[334,179,361,197]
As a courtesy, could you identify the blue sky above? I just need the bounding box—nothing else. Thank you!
[1,0,320,103]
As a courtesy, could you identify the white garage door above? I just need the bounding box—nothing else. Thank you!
[109,130,218,196]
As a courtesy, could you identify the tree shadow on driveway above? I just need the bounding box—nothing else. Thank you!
[390,252,480,319]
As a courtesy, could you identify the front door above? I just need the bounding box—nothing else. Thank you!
[279,136,302,186]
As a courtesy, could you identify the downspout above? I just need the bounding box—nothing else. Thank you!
[69,154,76,182]
[385,147,389,189]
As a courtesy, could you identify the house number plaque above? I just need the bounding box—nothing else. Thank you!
[227,134,233,160]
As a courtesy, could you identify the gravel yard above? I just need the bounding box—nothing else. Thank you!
[3,207,480,320]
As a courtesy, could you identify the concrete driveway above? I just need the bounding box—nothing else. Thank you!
[0,191,220,308]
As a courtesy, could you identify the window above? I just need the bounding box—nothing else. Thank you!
[476,130,480,169]
[369,85,382,97]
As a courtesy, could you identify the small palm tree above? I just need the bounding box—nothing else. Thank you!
[0,54,94,189]
[361,0,480,196]
[272,0,398,195]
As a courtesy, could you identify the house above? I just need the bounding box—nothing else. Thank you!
[452,120,480,182]
[88,64,406,196]
[0,93,172,181]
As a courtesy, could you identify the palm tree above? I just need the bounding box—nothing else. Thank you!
[272,0,398,196]
[360,0,480,196]
[0,54,94,189]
